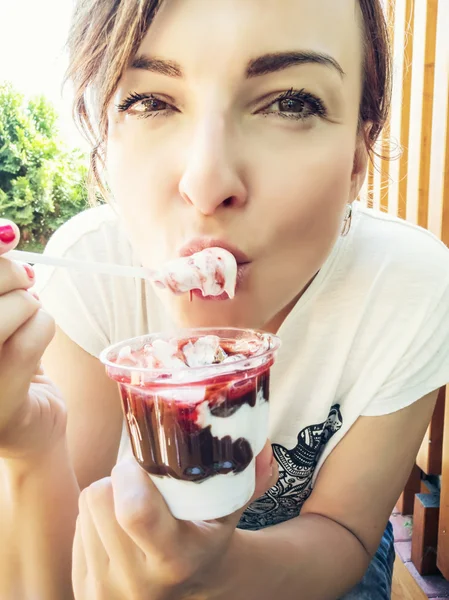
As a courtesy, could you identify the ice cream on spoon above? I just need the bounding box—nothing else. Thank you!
[153,247,238,299]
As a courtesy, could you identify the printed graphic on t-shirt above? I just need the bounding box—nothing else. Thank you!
[238,404,343,531]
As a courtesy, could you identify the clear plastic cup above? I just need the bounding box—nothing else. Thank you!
[100,328,280,521]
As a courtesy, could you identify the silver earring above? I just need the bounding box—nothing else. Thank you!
[341,203,353,237]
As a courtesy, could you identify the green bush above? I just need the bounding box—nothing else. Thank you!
[0,82,89,251]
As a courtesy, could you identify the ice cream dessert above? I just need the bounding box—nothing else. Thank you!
[101,329,280,520]
[152,247,237,299]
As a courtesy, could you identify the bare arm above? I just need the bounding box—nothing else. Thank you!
[42,326,124,490]
[213,390,438,600]
[0,326,123,599]
[1,439,79,600]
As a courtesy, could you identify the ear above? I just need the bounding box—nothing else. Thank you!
[350,129,370,201]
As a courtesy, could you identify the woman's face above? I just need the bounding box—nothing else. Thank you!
[106,0,367,330]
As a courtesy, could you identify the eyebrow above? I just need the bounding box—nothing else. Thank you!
[130,50,345,79]
[130,55,183,77]
[246,51,345,79]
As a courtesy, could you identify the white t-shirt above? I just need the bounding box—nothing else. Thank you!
[35,201,449,531]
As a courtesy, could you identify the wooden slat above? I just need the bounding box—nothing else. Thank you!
[417,0,439,230]
[431,0,449,244]
[411,492,440,575]
[420,479,439,495]
[397,0,414,221]
[437,386,449,579]
[443,97,449,245]
[416,387,445,475]
[396,463,421,516]
[427,0,449,238]
[378,0,396,214]
[387,0,407,218]
[405,0,427,225]
[392,555,428,600]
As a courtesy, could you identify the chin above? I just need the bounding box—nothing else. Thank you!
[171,294,266,330]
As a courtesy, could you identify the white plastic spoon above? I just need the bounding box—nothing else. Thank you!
[5,249,155,280]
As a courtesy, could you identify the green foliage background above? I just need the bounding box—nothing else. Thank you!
[0,82,89,250]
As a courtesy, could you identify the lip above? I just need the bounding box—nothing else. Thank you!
[178,238,251,265]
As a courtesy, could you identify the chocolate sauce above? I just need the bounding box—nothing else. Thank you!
[117,369,270,483]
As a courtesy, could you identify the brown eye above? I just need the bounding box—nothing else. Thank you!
[130,97,169,115]
[140,98,168,112]
[116,92,176,118]
[279,98,305,113]
[259,89,327,122]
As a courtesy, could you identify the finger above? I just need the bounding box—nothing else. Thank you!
[0,220,20,254]
[72,515,112,600]
[0,308,55,388]
[0,289,41,343]
[78,488,110,573]
[86,478,146,596]
[72,516,88,594]
[111,458,179,557]
[0,256,35,295]
[86,477,144,562]
[0,308,54,436]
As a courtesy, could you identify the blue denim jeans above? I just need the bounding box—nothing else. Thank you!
[340,521,395,599]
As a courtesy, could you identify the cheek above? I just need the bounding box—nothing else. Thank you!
[247,135,355,309]
[106,127,168,212]
[252,131,355,245]
[106,138,168,268]
[106,123,182,260]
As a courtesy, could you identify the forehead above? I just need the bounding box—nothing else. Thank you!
[137,0,363,79]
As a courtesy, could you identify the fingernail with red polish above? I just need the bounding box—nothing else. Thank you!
[23,264,34,280]
[0,225,15,244]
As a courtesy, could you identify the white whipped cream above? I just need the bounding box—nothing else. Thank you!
[195,386,269,455]
[118,336,232,371]
[149,461,256,520]
[155,247,238,299]
[183,335,228,367]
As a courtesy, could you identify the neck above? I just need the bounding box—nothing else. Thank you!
[263,273,318,333]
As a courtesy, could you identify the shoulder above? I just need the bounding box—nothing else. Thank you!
[44,203,132,263]
[345,204,449,299]
[353,203,449,263]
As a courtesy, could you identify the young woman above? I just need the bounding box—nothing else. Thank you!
[1,0,448,598]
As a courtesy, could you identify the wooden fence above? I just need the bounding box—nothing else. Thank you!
[359,0,448,243]
[359,0,449,579]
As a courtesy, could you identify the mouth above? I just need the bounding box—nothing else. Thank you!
[178,238,251,301]
[178,238,251,266]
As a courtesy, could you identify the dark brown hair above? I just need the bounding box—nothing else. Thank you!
[65,0,392,198]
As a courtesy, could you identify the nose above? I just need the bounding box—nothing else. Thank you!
[179,116,247,215]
